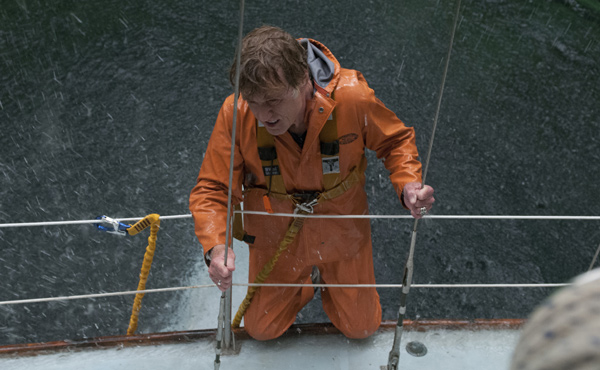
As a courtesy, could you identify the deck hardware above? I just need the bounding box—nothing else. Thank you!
[406,341,427,357]
[95,215,129,236]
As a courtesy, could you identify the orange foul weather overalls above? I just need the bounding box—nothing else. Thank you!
[189,39,422,341]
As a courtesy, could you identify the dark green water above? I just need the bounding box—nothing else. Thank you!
[0,0,598,345]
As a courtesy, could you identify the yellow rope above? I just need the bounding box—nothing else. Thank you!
[232,213,307,328]
[126,213,160,335]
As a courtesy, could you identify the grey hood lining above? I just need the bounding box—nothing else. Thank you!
[299,39,335,89]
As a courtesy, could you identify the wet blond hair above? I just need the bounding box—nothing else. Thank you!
[230,25,308,100]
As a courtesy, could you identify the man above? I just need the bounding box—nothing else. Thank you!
[189,26,434,341]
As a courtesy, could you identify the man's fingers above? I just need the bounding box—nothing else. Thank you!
[216,265,232,278]
[210,267,233,291]
[410,184,420,204]
[404,182,420,206]
[206,245,236,291]
[414,186,435,209]
[411,209,423,219]
[209,257,233,280]
[226,249,236,272]
[415,197,435,208]
[417,185,434,200]
[216,280,230,292]
[404,183,435,219]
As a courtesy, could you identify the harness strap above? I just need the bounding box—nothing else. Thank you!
[232,204,255,243]
[256,122,286,194]
[231,161,364,328]
[317,157,364,202]
[318,94,341,190]
[255,91,341,199]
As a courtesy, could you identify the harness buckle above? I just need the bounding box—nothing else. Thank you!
[294,198,318,214]
[95,215,130,236]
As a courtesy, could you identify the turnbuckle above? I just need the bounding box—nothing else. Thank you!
[95,215,130,236]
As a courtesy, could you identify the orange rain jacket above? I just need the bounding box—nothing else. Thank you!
[189,39,422,340]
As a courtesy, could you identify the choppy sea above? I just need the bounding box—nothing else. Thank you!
[0,0,599,345]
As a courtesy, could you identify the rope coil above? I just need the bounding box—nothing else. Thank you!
[124,213,161,336]
[232,213,307,328]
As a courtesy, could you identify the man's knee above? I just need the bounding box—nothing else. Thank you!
[243,316,289,341]
[242,299,301,341]
[336,312,381,339]
[243,285,314,340]
[324,291,382,339]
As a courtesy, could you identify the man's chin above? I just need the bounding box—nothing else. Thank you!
[264,124,286,136]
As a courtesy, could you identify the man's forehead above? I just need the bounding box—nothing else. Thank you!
[244,68,296,103]
[246,87,292,103]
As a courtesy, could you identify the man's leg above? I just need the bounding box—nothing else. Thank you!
[319,242,382,339]
[243,250,313,341]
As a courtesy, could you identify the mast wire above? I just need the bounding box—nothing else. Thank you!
[386,0,462,368]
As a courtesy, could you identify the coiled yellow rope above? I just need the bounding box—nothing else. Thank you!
[125,213,160,335]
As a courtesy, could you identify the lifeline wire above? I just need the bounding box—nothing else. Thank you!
[0,283,569,306]
[387,0,462,369]
[235,212,600,220]
[2,214,599,229]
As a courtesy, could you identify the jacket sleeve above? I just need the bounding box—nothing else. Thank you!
[353,71,422,203]
[189,95,244,257]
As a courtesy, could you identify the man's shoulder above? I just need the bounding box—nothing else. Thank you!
[337,67,363,83]
[221,93,249,107]
[333,68,370,102]
[219,93,251,114]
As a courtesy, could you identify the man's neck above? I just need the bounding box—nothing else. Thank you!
[288,79,314,136]
[289,130,307,148]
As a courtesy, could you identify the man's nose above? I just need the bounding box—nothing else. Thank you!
[253,105,273,122]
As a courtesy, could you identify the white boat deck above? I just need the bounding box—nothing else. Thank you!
[0,326,520,370]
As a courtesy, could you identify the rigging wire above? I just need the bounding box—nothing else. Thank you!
[214,1,245,366]
[386,0,462,369]
[588,242,600,271]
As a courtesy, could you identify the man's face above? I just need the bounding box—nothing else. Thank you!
[245,83,307,136]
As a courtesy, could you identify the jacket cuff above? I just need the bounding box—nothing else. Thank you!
[204,248,213,267]
[400,190,407,209]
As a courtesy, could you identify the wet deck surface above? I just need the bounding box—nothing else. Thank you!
[0,327,520,370]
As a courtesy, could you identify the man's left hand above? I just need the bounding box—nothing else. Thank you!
[403,182,435,219]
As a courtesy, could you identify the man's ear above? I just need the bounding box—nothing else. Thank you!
[304,70,311,85]
[299,69,311,93]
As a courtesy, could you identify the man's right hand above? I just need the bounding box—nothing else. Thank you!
[207,244,236,292]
